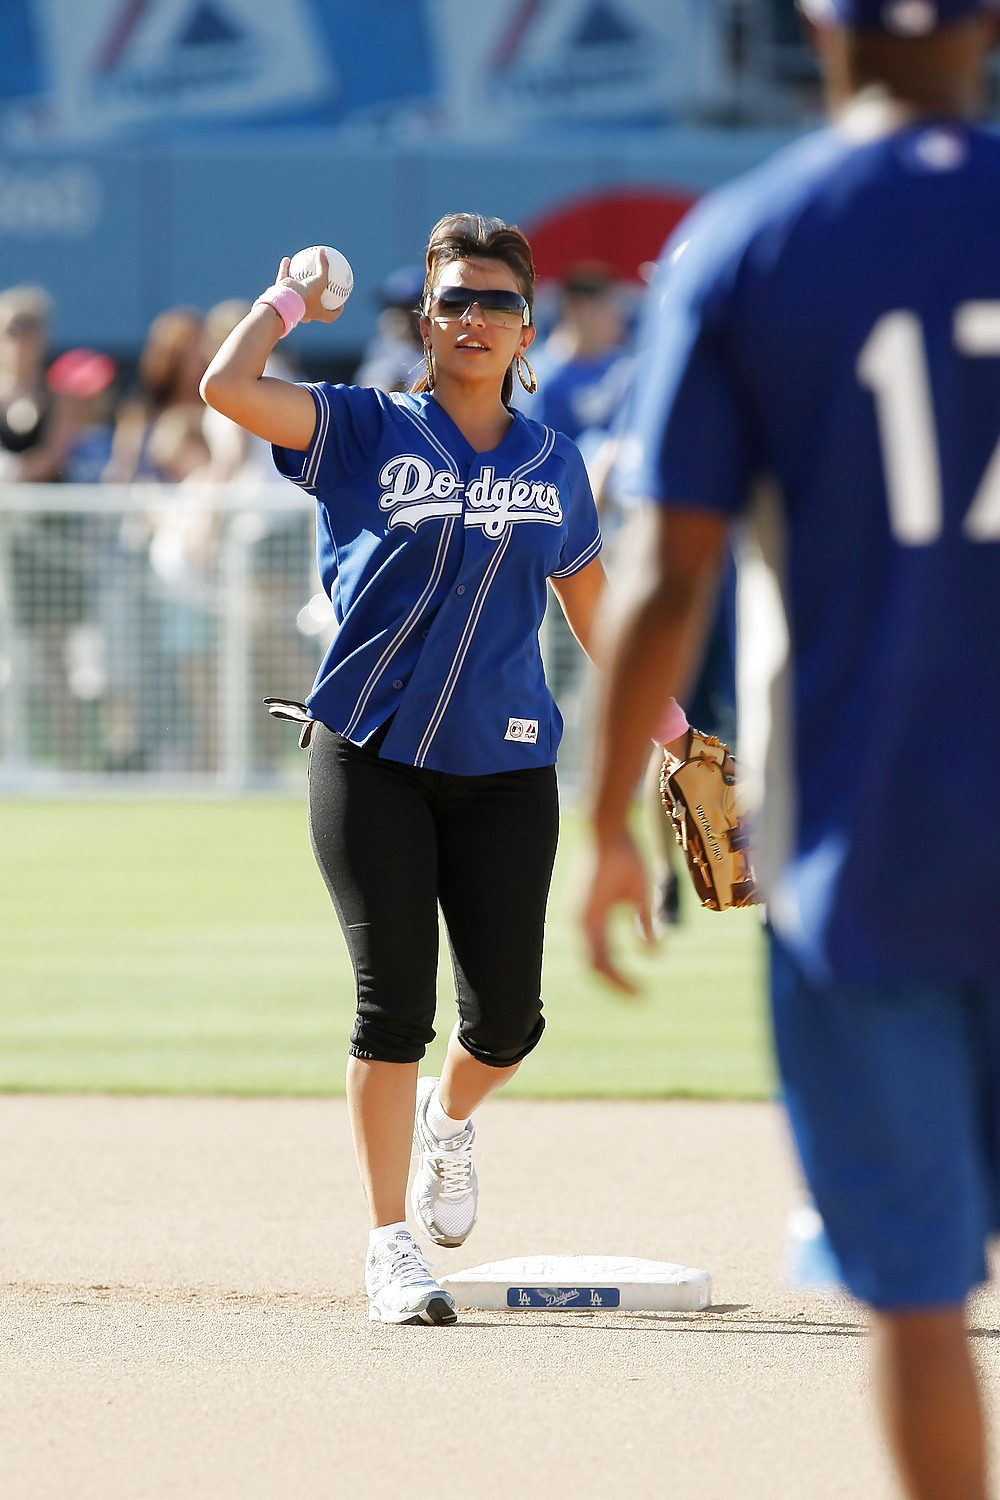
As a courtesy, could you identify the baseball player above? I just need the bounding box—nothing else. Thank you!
[201,215,690,1325]
[584,3,1000,1495]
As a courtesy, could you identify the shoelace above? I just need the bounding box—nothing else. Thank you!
[430,1135,474,1199]
[378,1237,437,1288]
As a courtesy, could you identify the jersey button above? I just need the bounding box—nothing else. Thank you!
[421,629,429,638]
[392,679,403,690]
[456,585,466,595]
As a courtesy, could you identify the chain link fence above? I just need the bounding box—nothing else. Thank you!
[0,484,589,792]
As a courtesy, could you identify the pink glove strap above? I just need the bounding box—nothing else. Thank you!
[652,697,689,747]
[254,284,306,337]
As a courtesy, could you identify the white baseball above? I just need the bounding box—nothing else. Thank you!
[288,244,354,310]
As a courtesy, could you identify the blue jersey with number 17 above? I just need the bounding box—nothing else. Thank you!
[621,113,1000,987]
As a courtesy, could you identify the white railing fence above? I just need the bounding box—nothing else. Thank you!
[0,484,588,792]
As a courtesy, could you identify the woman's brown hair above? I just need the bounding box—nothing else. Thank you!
[411,212,535,406]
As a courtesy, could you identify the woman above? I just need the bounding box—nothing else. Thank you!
[202,214,688,1326]
[104,306,207,483]
[0,285,81,481]
[0,286,91,763]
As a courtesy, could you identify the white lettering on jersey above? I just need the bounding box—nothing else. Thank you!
[466,465,563,540]
[378,455,463,530]
[858,303,1000,545]
[378,456,563,537]
[505,717,539,743]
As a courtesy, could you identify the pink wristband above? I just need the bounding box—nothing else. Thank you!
[652,697,689,747]
[254,284,306,337]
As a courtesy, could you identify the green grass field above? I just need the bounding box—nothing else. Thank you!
[0,798,774,1098]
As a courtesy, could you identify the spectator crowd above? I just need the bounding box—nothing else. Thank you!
[0,284,312,778]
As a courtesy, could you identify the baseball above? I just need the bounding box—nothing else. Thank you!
[288,244,354,311]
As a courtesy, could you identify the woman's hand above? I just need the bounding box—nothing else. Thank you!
[275,253,346,326]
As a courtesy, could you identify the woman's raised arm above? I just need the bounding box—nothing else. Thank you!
[200,255,341,452]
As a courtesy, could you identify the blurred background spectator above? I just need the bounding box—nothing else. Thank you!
[0,286,79,480]
[513,264,633,471]
[146,406,218,772]
[105,308,207,484]
[97,308,208,771]
[354,267,425,394]
[198,297,313,776]
[48,348,118,484]
[1,288,91,763]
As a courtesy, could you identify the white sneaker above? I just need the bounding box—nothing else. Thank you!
[365,1230,457,1325]
[411,1075,479,1249]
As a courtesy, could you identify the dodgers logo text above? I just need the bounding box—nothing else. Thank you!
[378,456,563,537]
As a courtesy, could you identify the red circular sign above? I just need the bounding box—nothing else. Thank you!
[525,186,699,283]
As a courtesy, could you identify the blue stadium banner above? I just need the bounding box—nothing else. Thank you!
[429,0,725,131]
[27,0,334,139]
[2,0,721,143]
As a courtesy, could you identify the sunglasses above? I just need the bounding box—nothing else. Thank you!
[427,286,529,328]
[2,315,42,338]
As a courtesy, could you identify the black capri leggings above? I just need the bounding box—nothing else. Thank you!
[308,723,560,1067]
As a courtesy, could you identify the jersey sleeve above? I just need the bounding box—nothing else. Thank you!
[549,437,603,578]
[271,382,387,495]
[617,215,756,516]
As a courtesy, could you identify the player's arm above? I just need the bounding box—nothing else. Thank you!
[584,503,727,991]
[549,556,606,664]
[551,552,691,756]
[200,256,341,451]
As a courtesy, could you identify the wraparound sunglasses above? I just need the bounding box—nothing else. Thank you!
[426,286,530,328]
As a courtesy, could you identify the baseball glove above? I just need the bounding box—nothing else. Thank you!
[659,730,759,912]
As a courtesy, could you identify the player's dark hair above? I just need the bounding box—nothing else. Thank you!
[838,21,992,114]
[412,213,536,406]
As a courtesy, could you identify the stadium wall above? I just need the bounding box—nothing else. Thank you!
[0,130,801,356]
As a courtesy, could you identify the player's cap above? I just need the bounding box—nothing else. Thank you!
[47,348,116,399]
[799,0,996,33]
[379,265,424,309]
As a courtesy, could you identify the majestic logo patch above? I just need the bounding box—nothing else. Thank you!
[505,717,538,744]
[378,455,563,536]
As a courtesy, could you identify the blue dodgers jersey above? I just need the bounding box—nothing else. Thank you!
[622,117,1000,986]
[273,386,601,775]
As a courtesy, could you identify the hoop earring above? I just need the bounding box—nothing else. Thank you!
[424,345,435,388]
[516,354,537,395]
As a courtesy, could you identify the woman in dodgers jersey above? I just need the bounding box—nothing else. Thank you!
[203,215,688,1326]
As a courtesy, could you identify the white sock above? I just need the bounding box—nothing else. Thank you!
[426,1086,470,1142]
[369,1221,409,1250]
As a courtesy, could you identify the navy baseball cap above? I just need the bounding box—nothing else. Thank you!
[800,0,995,32]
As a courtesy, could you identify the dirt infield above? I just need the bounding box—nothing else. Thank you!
[0,1096,997,1499]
